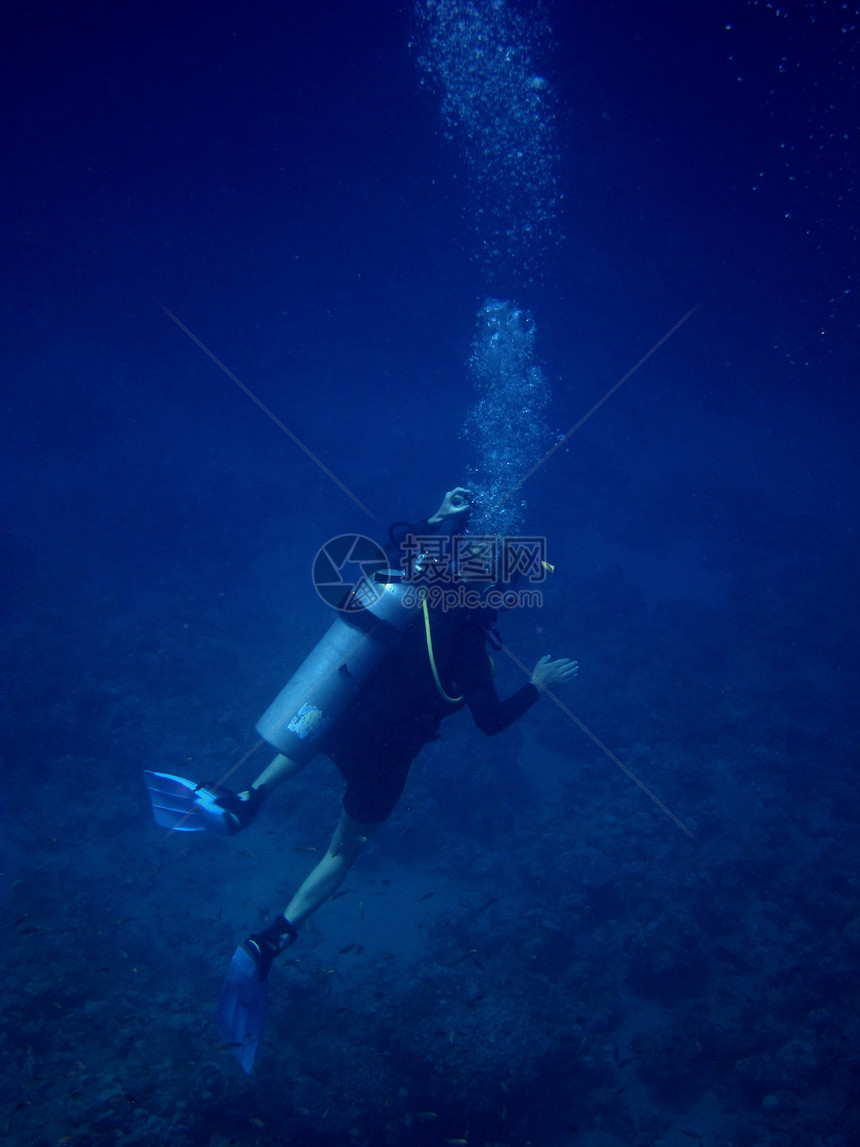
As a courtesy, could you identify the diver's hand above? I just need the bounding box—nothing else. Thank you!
[531,655,579,690]
[428,487,474,525]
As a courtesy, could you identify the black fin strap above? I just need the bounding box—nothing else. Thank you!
[263,914,297,950]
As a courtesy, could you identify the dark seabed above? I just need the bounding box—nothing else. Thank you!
[1,1,858,1145]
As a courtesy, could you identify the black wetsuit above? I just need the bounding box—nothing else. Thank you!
[322,522,540,823]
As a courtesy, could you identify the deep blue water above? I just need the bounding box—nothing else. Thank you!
[1,2,858,1145]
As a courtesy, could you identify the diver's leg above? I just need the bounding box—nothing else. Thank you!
[241,810,378,976]
[215,754,312,832]
[277,752,412,923]
[249,752,309,793]
[283,810,379,928]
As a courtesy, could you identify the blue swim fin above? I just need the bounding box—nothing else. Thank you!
[217,944,268,1074]
[143,771,233,833]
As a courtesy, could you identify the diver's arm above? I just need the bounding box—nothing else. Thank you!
[466,678,540,735]
[459,634,578,736]
[455,627,539,735]
[427,487,473,526]
[530,655,579,690]
[389,487,473,554]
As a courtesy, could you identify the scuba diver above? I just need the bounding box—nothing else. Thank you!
[144,488,577,1071]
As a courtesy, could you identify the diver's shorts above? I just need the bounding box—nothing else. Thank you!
[334,752,412,825]
[332,750,414,825]
[322,706,439,824]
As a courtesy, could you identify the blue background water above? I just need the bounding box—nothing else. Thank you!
[1,2,858,1145]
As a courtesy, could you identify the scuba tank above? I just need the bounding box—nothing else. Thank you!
[255,569,415,762]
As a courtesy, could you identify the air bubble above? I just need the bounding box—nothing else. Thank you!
[413,0,560,280]
[461,300,553,536]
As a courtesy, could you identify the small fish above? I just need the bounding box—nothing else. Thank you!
[419,891,436,902]
[414,1111,437,1122]
[11,914,29,930]
[216,1041,243,1051]
[295,845,317,853]
[250,1116,265,1128]
[238,849,255,859]
[443,1140,469,1145]
[116,915,137,926]
[381,879,391,886]
[358,901,365,923]
[454,948,478,964]
[329,889,352,900]
[339,943,357,954]
[679,1132,703,1141]
[475,894,497,917]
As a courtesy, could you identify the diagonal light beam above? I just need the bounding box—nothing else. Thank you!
[159,303,378,522]
[492,304,701,512]
[491,629,700,844]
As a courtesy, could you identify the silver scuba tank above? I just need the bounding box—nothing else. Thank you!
[255,570,416,761]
